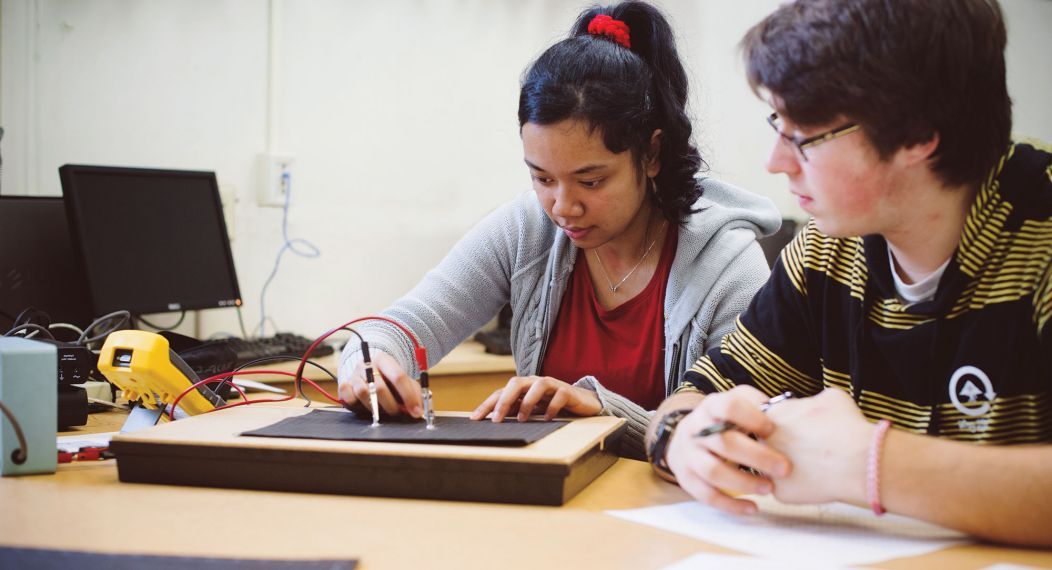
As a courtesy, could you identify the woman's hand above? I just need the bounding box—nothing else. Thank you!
[470,376,602,422]
[337,350,423,418]
[665,385,791,515]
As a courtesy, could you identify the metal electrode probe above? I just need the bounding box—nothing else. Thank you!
[360,341,381,427]
[353,329,435,430]
[420,369,435,430]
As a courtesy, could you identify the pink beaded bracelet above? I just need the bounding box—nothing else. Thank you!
[867,419,892,516]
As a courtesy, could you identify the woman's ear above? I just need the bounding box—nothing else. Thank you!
[645,129,663,178]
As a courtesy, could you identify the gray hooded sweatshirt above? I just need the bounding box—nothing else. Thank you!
[339,177,781,459]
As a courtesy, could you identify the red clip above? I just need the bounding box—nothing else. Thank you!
[414,346,429,372]
[57,446,110,463]
[76,449,102,461]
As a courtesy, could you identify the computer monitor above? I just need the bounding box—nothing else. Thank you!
[0,195,95,329]
[59,165,242,316]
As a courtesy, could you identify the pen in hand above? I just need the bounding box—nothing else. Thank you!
[693,391,794,438]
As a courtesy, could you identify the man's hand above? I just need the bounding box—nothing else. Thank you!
[764,388,873,506]
[665,385,791,515]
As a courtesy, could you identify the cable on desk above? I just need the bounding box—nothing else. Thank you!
[9,307,50,329]
[235,355,337,385]
[212,355,338,406]
[292,317,429,421]
[48,322,85,338]
[77,311,132,347]
[168,369,341,421]
[4,309,76,341]
[291,326,363,406]
[0,399,27,464]
[165,317,427,421]
[87,398,127,411]
[136,311,187,332]
[3,323,55,341]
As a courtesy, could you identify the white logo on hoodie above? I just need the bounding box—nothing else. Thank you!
[949,365,997,433]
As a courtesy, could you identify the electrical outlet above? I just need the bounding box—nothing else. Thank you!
[260,154,295,208]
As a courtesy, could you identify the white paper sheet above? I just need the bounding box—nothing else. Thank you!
[608,495,968,567]
[663,551,848,570]
[56,431,117,453]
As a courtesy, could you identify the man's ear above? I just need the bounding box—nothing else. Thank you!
[899,132,940,167]
[645,129,663,178]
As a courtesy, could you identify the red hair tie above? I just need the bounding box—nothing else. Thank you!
[587,14,631,49]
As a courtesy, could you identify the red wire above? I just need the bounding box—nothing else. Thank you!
[291,315,429,403]
[163,315,428,421]
[167,369,345,420]
[204,377,338,412]
[224,379,249,401]
[169,369,292,419]
[166,378,249,418]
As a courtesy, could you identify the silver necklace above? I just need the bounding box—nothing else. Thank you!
[592,220,667,293]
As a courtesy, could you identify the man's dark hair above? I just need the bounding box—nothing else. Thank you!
[742,0,1012,190]
[518,1,705,223]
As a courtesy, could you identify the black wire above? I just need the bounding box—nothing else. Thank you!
[136,310,187,331]
[0,400,27,464]
[234,355,337,378]
[47,323,85,343]
[206,356,336,405]
[293,326,362,406]
[341,327,364,345]
[77,310,132,346]
[12,307,50,327]
[4,323,56,340]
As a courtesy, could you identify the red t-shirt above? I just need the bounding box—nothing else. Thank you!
[541,225,677,411]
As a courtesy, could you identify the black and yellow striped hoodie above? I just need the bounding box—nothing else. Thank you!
[682,142,1052,444]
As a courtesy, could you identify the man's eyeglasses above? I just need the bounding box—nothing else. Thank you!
[766,113,860,162]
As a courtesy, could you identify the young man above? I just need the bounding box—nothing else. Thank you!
[646,0,1052,547]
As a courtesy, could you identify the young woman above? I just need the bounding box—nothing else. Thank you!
[338,1,779,459]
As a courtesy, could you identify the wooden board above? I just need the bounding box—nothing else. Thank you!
[110,405,625,506]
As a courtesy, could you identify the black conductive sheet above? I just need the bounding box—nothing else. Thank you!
[241,410,568,446]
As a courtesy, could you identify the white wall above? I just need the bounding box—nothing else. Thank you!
[2,0,1050,338]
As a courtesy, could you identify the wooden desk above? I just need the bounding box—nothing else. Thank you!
[4,402,1049,569]
[244,340,517,411]
[2,447,1050,569]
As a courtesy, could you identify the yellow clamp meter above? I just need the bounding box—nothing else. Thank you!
[98,330,226,417]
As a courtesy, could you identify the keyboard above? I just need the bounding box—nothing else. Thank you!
[220,333,335,366]
[178,333,335,378]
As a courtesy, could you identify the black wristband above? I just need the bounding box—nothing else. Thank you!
[648,408,692,477]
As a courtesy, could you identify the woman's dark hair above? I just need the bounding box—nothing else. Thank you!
[742,0,1011,191]
[518,1,705,223]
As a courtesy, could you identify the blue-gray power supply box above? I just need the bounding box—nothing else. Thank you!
[0,337,57,476]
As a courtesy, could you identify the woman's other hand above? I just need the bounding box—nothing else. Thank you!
[470,376,602,422]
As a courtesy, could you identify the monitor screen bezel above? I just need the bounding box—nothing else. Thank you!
[59,164,243,316]
[0,194,95,328]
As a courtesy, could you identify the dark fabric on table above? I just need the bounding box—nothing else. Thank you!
[0,546,356,570]
[241,410,566,446]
